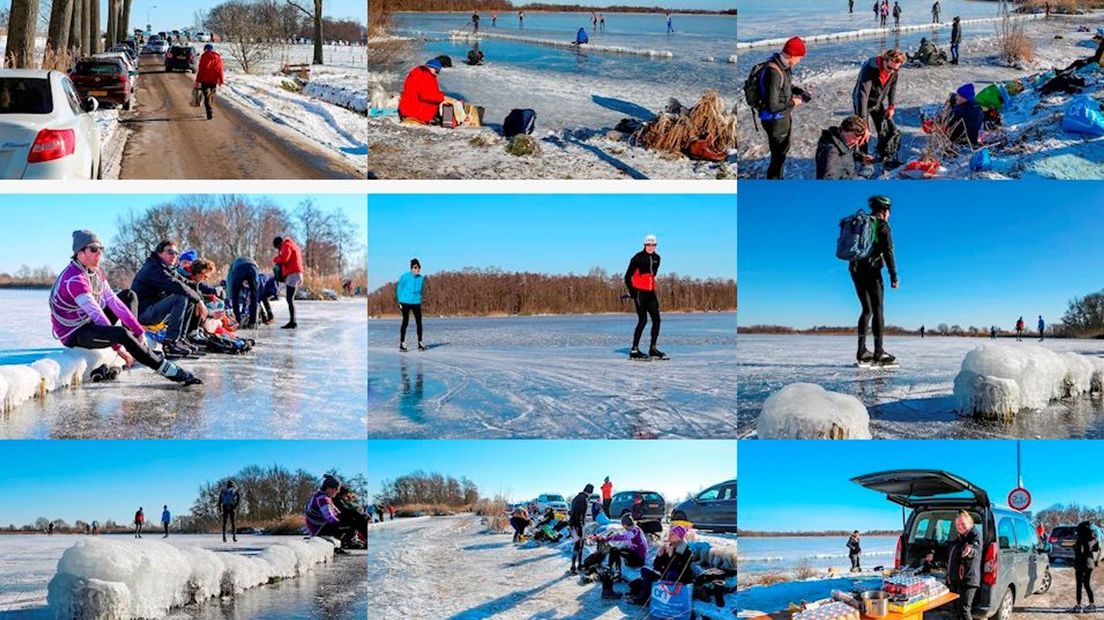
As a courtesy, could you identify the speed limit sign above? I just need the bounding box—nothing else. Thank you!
[1008,487,1032,511]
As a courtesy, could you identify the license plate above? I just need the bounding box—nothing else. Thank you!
[1063,541,1075,547]
[90,90,108,96]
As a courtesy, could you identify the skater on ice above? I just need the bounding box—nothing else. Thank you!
[568,483,593,574]
[272,235,303,329]
[1016,316,1025,341]
[1039,315,1046,341]
[220,480,239,543]
[397,258,426,352]
[847,530,862,572]
[133,507,144,538]
[161,505,171,538]
[841,195,898,367]
[625,235,667,361]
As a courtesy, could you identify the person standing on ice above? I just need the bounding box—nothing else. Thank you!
[847,531,862,571]
[666,12,674,33]
[880,1,888,27]
[947,510,981,620]
[848,195,898,366]
[194,43,224,121]
[50,231,201,385]
[892,2,901,29]
[518,11,524,28]
[752,37,807,179]
[1038,315,1046,341]
[220,481,240,543]
[569,483,593,575]
[91,520,99,535]
[273,235,303,329]
[1016,316,1025,341]
[853,49,905,169]
[48,522,54,535]
[161,505,171,538]
[990,326,997,339]
[625,234,667,361]
[932,1,941,23]
[134,507,145,538]
[920,324,926,338]
[601,476,613,517]
[873,1,879,22]
[471,11,480,34]
[849,0,855,14]
[387,503,395,520]
[397,258,426,352]
[950,16,962,64]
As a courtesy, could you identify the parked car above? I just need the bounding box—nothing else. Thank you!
[92,52,138,82]
[1047,523,1104,564]
[143,38,169,54]
[671,479,737,532]
[0,69,102,179]
[852,469,1052,620]
[164,45,197,72]
[70,57,133,110]
[609,491,666,521]
[193,31,212,42]
[533,494,568,515]
[107,43,138,64]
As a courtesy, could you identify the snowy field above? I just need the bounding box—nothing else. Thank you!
[369,514,736,620]
[367,313,738,439]
[0,534,367,619]
[738,334,1104,439]
[738,535,898,579]
[737,15,1104,179]
[0,290,367,439]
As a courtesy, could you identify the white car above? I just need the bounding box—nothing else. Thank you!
[0,69,103,179]
[193,31,211,42]
[532,493,569,515]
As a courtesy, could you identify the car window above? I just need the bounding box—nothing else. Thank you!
[698,487,721,502]
[61,77,83,115]
[640,492,662,502]
[0,77,53,114]
[75,61,123,75]
[909,511,957,544]
[1014,519,1036,552]
[998,518,1015,550]
[720,484,736,501]
[547,495,564,503]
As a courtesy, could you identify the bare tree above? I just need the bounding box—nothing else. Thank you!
[120,0,132,41]
[88,0,101,52]
[45,0,74,68]
[285,0,323,64]
[208,0,280,73]
[5,0,39,68]
[68,0,84,55]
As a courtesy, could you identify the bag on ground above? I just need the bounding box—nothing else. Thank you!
[835,210,876,261]
[191,86,202,108]
[649,581,692,620]
[503,108,536,137]
[1063,95,1104,136]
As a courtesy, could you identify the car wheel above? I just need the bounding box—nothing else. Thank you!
[1036,569,1052,594]
[122,98,132,111]
[995,586,1014,620]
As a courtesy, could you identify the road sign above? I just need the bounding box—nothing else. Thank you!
[1008,487,1032,511]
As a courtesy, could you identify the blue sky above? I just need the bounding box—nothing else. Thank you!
[0,194,366,275]
[739,440,1104,532]
[99,0,364,31]
[739,182,1104,330]
[367,194,737,290]
[0,441,366,526]
[368,440,736,506]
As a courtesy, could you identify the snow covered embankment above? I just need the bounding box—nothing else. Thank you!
[93,109,128,179]
[47,537,336,620]
[954,344,1104,421]
[756,383,872,439]
[0,348,122,413]
[450,30,674,58]
[304,81,368,114]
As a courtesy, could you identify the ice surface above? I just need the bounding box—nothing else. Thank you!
[739,334,1104,439]
[450,29,674,57]
[47,537,335,618]
[368,313,737,439]
[0,292,367,439]
[739,535,898,579]
[757,382,872,439]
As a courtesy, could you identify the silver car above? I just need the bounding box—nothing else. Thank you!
[0,70,102,179]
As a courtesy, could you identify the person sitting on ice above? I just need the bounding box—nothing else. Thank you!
[176,249,220,298]
[305,475,357,553]
[816,115,874,179]
[333,486,368,549]
[604,514,649,578]
[398,56,460,126]
[130,239,208,359]
[574,27,589,46]
[49,230,201,386]
[628,525,696,605]
[928,83,984,148]
[909,37,947,66]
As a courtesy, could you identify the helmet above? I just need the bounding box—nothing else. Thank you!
[868,195,892,211]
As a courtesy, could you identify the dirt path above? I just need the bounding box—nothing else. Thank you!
[118,53,361,179]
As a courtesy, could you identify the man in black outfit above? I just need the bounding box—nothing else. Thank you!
[847,531,862,572]
[755,37,807,179]
[852,50,906,168]
[569,483,593,574]
[625,235,666,360]
[220,480,240,543]
[130,240,207,359]
[947,510,981,620]
[850,195,898,366]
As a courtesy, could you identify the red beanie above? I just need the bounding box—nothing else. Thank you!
[782,37,806,58]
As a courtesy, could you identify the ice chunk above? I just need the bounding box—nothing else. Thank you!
[954,345,1098,420]
[0,365,43,412]
[756,383,871,439]
[954,371,1021,421]
[1090,357,1104,395]
[1062,352,1094,399]
[47,575,131,620]
[0,348,121,411]
[31,358,61,391]
[180,547,225,603]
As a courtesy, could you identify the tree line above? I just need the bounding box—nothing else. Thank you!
[367,267,736,316]
[5,0,112,69]
[374,471,481,508]
[741,323,1060,337]
[1058,290,1104,338]
[202,0,360,69]
[738,529,900,537]
[1035,503,1104,531]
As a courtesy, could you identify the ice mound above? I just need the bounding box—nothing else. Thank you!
[304,81,368,114]
[450,30,675,58]
[954,344,1103,420]
[756,383,871,439]
[0,348,121,412]
[48,537,337,618]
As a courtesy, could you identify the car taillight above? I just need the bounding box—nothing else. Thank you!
[27,128,76,163]
[983,541,998,586]
[894,535,902,570]
[167,53,174,58]
[1049,535,1058,543]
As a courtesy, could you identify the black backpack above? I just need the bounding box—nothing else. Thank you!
[743,60,775,111]
[504,108,536,137]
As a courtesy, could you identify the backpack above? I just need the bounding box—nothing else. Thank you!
[503,108,536,137]
[220,488,237,506]
[742,60,773,111]
[836,210,877,261]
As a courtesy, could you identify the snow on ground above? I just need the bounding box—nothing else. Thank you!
[738,334,1104,439]
[0,291,367,439]
[736,575,885,617]
[0,534,366,619]
[94,108,128,180]
[738,15,1104,179]
[367,313,738,439]
[369,514,735,620]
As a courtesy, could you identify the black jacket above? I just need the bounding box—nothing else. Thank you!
[948,100,985,147]
[1075,528,1101,570]
[947,527,982,589]
[570,491,589,527]
[852,57,899,118]
[849,217,897,283]
[759,54,794,118]
[654,543,695,584]
[131,252,204,313]
[815,127,863,179]
[625,250,661,294]
[847,536,862,556]
[951,21,962,45]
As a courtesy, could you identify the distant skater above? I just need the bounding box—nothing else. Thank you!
[519,11,524,28]
[600,14,605,31]
[492,11,497,27]
[892,2,901,29]
[873,1,879,21]
[849,0,855,14]
[990,326,997,339]
[220,481,240,543]
[1016,316,1025,341]
[848,531,862,572]
[471,11,480,33]
[1038,315,1046,341]
[920,325,926,338]
[880,0,888,27]
[950,16,962,64]
[161,505,171,538]
[666,11,674,33]
[397,258,426,352]
[48,522,54,536]
[134,507,144,538]
[932,1,941,23]
[625,234,666,361]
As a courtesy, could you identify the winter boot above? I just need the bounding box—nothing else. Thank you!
[601,573,621,599]
[163,340,195,359]
[873,350,897,366]
[158,360,203,386]
[281,321,297,329]
[629,348,650,361]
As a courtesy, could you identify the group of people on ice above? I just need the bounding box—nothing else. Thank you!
[48,229,305,387]
[861,1,942,28]
[392,235,669,361]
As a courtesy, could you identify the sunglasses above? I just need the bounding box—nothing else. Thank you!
[645,243,657,247]
[84,245,104,254]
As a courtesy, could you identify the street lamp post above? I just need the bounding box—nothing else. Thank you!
[147,5,158,30]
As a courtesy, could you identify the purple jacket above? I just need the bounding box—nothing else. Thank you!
[607,526,648,563]
[304,490,341,535]
[50,261,143,346]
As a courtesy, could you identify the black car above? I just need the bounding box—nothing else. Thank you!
[164,45,197,73]
[609,490,666,521]
[671,479,737,532]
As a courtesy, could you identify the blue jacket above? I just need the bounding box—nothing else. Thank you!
[396,271,424,305]
[162,510,171,524]
[576,29,589,44]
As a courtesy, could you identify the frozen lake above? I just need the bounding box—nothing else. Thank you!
[0,534,367,619]
[738,0,1003,42]
[0,290,367,439]
[738,334,1104,439]
[367,313,737,439]
[739,535,898,577]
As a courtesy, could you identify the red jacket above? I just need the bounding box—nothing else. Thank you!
[601,481,613,500]
[274,237,303,277]
[398,65,445,124]
[196,51,225,86]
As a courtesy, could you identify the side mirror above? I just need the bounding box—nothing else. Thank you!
[82,97,99,113]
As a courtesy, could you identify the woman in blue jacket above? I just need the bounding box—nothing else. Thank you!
[396,258,426,351]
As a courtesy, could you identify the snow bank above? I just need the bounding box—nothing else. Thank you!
[756,383,872,439]
[0,348,121,412]
[689,540,738,571]
[449,30,675,58]
[304,81,368,114]
[737,15,1040,50]
[47,537,336,619]
[953,344,1103,420]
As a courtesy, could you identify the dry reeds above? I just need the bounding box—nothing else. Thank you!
[42,46,75,72]
[997,5,1036,65]
[794,560,819,581]
[635,90,737,156]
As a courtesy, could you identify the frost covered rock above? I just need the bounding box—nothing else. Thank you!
[756,383,871,439]
[954,344,1101,420]
[1062,352,1094,398]
[47,575,131,620]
